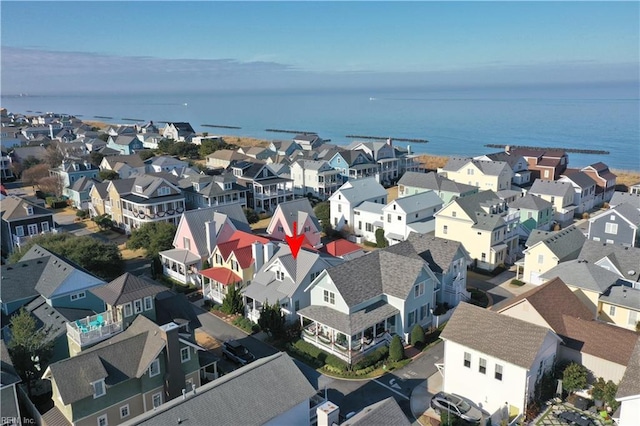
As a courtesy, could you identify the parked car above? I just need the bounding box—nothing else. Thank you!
[430,391,483,424]
[222,340,255,365]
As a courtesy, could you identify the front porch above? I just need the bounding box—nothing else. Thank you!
[200,267,242,304]
[297,300,400,364]
[160,249,201,285]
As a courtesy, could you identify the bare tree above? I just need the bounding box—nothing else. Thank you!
[38,174,65,198]
[44,144,64,168]
[22,163,50,188]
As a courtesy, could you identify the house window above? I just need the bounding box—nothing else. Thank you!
[323,290,335,305]
[123,303,133,317]
[27,224,38,235]
[97,414,108,426]
[41,221,50,232]
[397,215,401,221]
[152,393,162,408]
[609,305,616,316]
[366,223,373,232]
[134,299,143,314]
[479,358,487,374]
[120,405,130,419]
[338,204,342,213]
[495,364,503,381]
[183,237,191,250]
[420,304,428,320]
[628,310,638,326]
[278,226,284,232]
[276,270,284,281]
[15,226,24,237]
[294,300,300,311]
[481,253,486,262]
[144,296,153,311]
[149,359,160,377]
[544,170,550,178]
[408,310,416,326]
[414,282,425,298]
[70,291,86,301]
[443,225,448,235]
[467,168,474,175]
[452,211,456,217]
[92,380,106,398]
[537,254,544,264]
[387,214,391,223]
[158,187,171,196]
[610,215,615,221]
[180,347,191,363]
[605,223,618,234]
[464,352,471,368]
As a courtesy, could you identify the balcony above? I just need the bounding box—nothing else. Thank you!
[122,206,185,220]
[66,311,123,347]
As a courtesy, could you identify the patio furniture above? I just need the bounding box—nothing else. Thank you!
[96,315,104,327]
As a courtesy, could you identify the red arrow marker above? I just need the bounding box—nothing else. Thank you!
[285,221,305,260]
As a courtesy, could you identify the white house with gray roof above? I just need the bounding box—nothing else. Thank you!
[398,171,478,204]
[382,190,443,244]
[290,159,341,200]
[475,151,531,186]
[558,171,597,214]
[440,302,561,422]
[329,177,387,233]
[438,157,514,192]
[352,201,385,243]
[298,243,438,364]
[243,244,344,324]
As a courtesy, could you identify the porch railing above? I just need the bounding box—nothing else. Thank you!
[66,311,123,347]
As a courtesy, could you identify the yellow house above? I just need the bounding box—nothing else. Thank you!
[438,157,513,192]
[528,179,577,225]
[598,286,640,331]
[434,190,519,270]
[519,226,585,285]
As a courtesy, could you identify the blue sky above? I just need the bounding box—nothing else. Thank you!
[1,1,638,94]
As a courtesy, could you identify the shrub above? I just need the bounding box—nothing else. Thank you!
[582,212,590,219]
[410,324,425,347]
[510,279,525,286]
[562,362,589,394]
[389,335,405,362]
[375,228,388,248]
[76,209,89,219]
[45,197,66,209]
[363,241,377,248]
[353,346,388,370]
[243,208,259,224]
[324,355,348,372]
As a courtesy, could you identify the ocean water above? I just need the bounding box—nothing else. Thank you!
[2,84,639,171]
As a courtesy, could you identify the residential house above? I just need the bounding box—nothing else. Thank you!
[329,177,387,232]
[320,239,366,261]
[578,240,640,285]
[106,135,144,155]
[539,259,623,318]
[1,340,22,425]
[1,150,14,180]
[402,233,471,307]
[95,176,186,233]
[159,204,251,285]
[42,315,203,426]
[509,147,568,180]
[397,171,478,204]
[63,177,100,209]
[268,140,301,156]
[587,203,640,247]
[298,243,438,364]
[441,302,560,421]
[475,150,531,186]
[243,244,343,324]
[105,125,136,137]
[162,122,195,142]
[99,154,146,178]
[629,182,640,195]
[558,171,597,214]
[178,172,248,210]
[434,190,520,270]
[341,397,411,426]
[394,145,424,176]
[136,133,163,150]
[205,149,248,169]
[293,133,324,151]
[438,157,514,192]
[496,277,639,384]
[581,162,617,204]
[599,286,640,331]
[50,159,99,188]
[119,352,318,426]
[615,337,640,426]
[146,156,188,173]
[609,191,640,210]
[266,198,322,248]
[528,179,577,225]
[328,150,378,183]
[508,193,554,239]
[518,225,586,285]
[88,182,109,218]
[352,201,385,243]
[290,160,341,200]
[381,191,443,244]
[201,233,271,304]
[232,161,294,213]
[348,139,400,185]
[238,146,272,161]
[0,196,55,254]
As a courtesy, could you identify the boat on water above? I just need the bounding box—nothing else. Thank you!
[369,97,376,101]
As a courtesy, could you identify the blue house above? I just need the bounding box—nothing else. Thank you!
[106,135,144,155]
[328,150,377,183]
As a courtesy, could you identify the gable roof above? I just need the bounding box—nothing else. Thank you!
[102,154,144,169]
[599,285,640,311]
[215,230,270,268]
[342,397,411,426]
[578,240,640,282]
[0,195,53,222]
[330,177,387,205]
[529,179,574,197]
[560,171,597,190]
[441,302,557,369]
[0,258,47,305]
[398,171,477,194]
[404,233,469,274]
[441,157,511,176]
[508,193,552,211]
[267,198,321,235]
[526,225,586,261]
[322,239,363,257]
[594,203,640,227]
[610,192,640,210]
[540,260,623,293]
[121,352,315,426]
[44,315,166,405]
[0,340,20,387]
[387,190,442,214]
[482,151,527,169]
[90,273,166,306]
[616,337,640,400]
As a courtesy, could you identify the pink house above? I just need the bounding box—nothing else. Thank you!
[266,198,322,248]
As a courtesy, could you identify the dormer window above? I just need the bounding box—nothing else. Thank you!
[25,205,34,216]
[193,183,200,191]
[158,186,170,196]
[134,185,143,193]
[276,270,285,281]
[92,379,106,398]
[224,183,231,190]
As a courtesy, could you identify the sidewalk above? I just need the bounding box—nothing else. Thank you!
[410,372,442,425]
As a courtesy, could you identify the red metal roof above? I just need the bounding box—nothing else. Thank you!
[216,230,270,268]
[322,239,362,257]
[199,267,242,286]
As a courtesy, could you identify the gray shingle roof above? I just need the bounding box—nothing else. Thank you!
[483,151,526,169]
[440,302,557,369]
[540,259,621,293]
[527,225,586,261]
[578,240,640,282]
[605,203,640,226]
[529,179,574,197]
[1,258,47,304]
[610,192,640,210]
[398,171,477,194]
[331,177,387,205]
[561,171,597,190]
[154,291,202,330]
[45,315,165,405]
[269,198,321,235]
[298,300,399,336]
[354,201,385,215]
[508,193,552,211]
[389,190,442,214]
[404,233,468,274]
[441,157,511,176]
[103,154,144,169]
[599,285,640,311]
[90,273,166,306]
[342,397,411,426]
[0,340,20,387]
[616,337,640,399]
[122,352,316,426]
[0,195,53,221]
